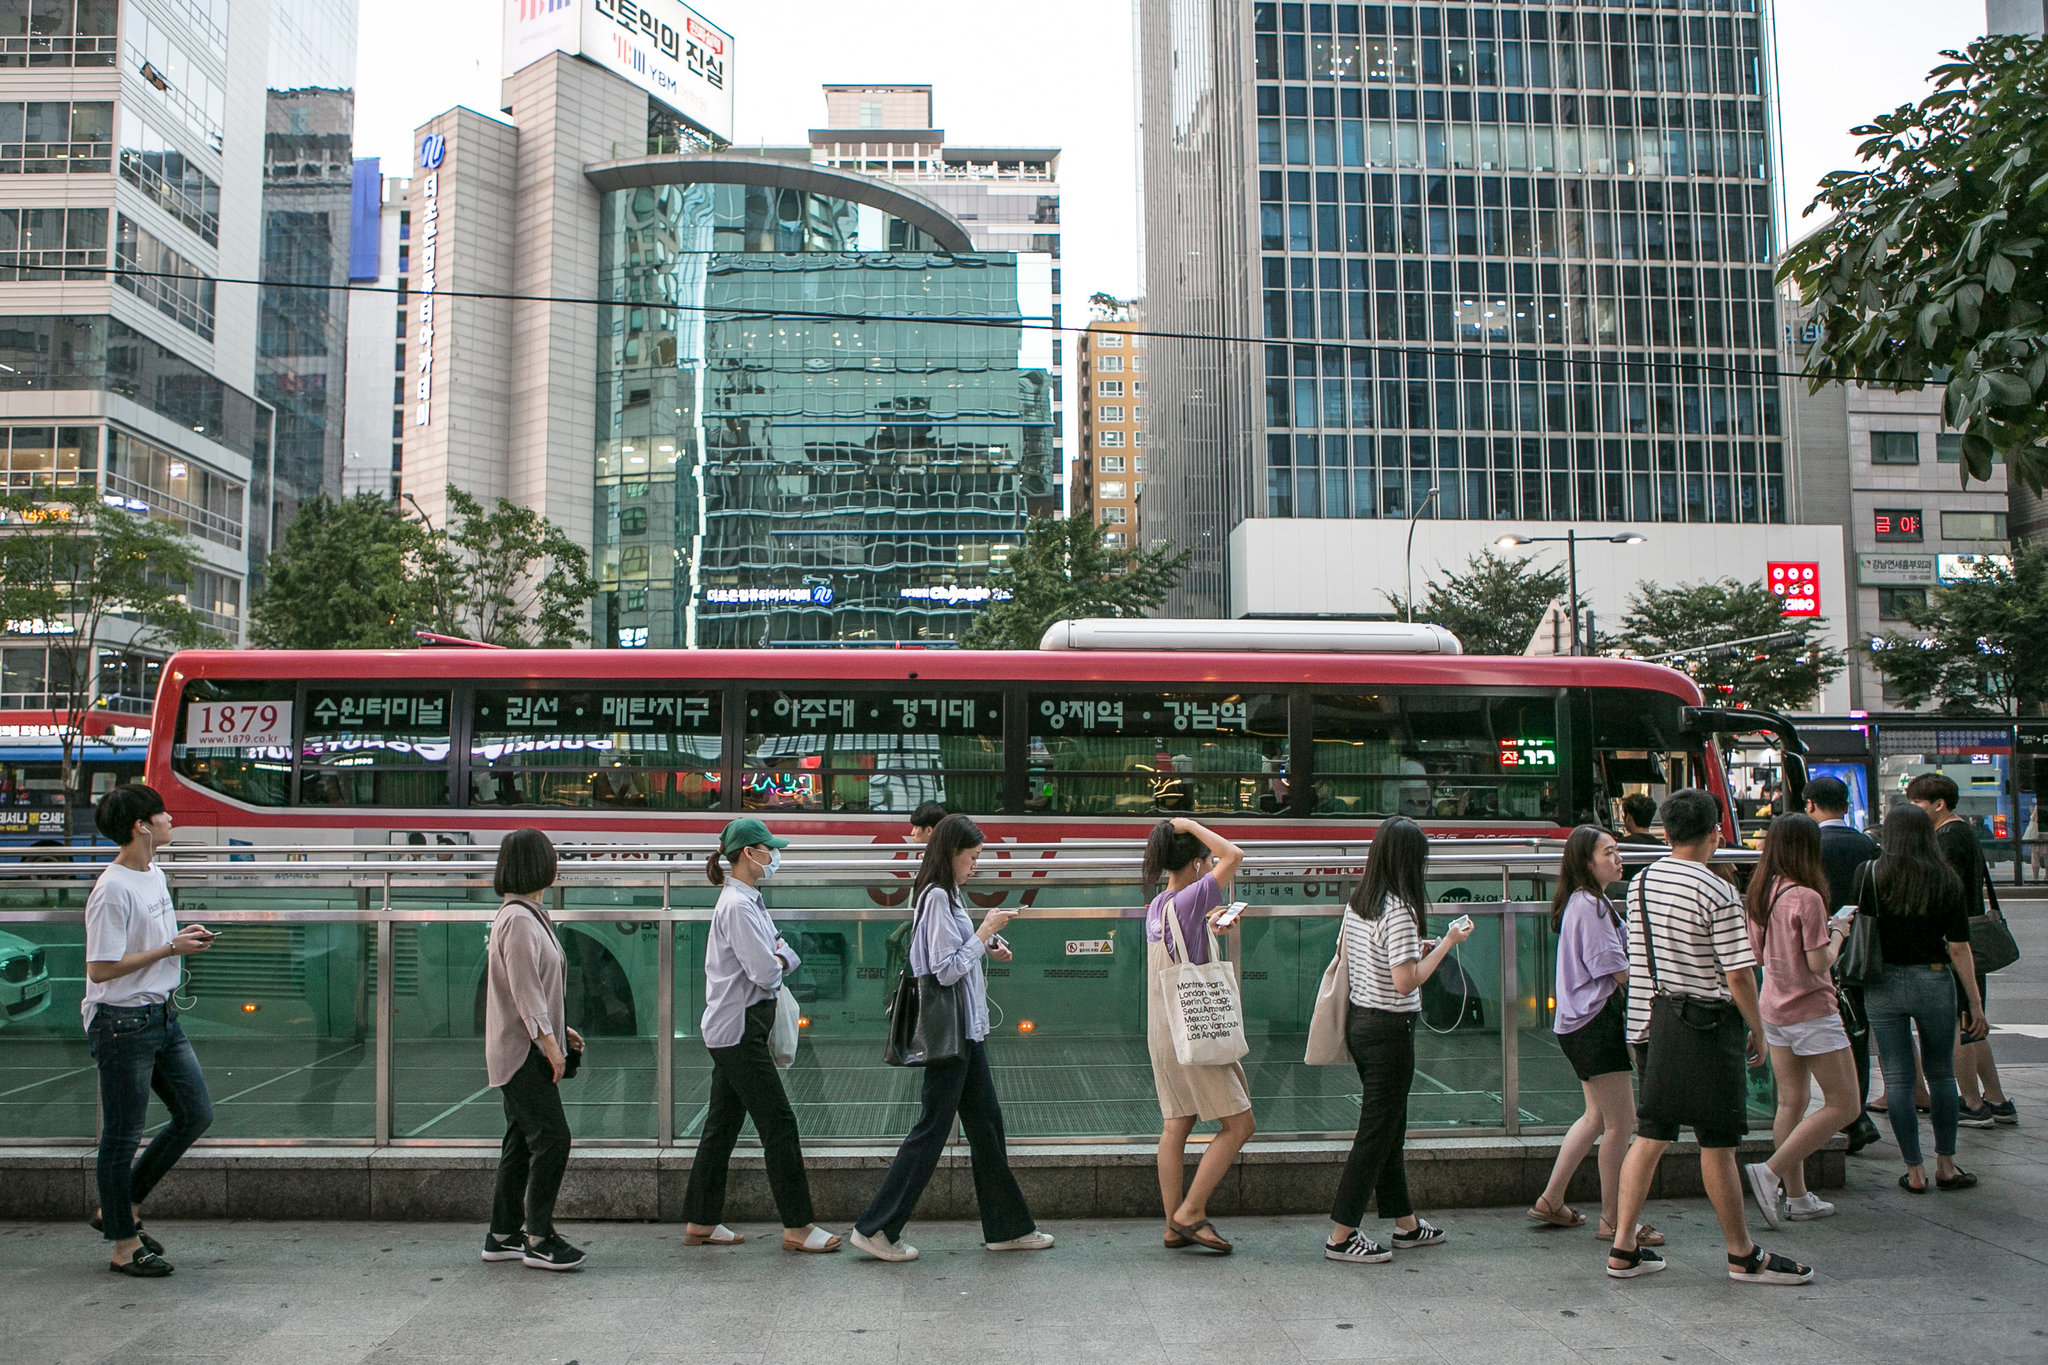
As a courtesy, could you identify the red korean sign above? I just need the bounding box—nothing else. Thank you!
[1767,561,1820,617]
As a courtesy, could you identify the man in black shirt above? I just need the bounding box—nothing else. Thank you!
[1805,777,1882,1152]
[1908,774,2016,1126]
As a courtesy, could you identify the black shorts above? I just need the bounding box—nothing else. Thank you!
[1556,991,1633,1083]
[1634,996,1749,1150]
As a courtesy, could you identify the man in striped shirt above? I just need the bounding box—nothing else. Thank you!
[1604,789,1813,1287]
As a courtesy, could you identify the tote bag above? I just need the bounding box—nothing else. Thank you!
[1305,914,1352,1065]
[1157,891,1249,1067]
[1968,854,2021,974]
[770,983,801,1068]
[882,891,970,1068]
[1838,863,1886,988]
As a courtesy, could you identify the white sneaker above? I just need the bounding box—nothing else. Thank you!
[1744,1161,1784,1231]
[1785,1193,1835,1221]
[849,1229,918,1263]
[985,1230,1054,1252]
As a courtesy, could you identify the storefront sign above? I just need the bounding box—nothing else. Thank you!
[1766,561,1820,616]
[897,586,1013,605]
[413,136,442,430]
[501,0,733,143]
[1857,553,1937,586]
[705,586,832,605]
[1937,553,2012,584]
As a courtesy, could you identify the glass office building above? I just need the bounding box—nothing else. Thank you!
[1142,0,1786,616]
[592,175,1055,649]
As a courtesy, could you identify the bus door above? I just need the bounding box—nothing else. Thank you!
[1681,706,1809,845]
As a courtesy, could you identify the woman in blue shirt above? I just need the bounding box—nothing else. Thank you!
[850,814,1053,1262]
[681,818,840,1253]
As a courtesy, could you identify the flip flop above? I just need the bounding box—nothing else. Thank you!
[1526,1199,1584,1228]
[1163,1229,1191,1249]
[1936,1168,1977,1191]
[782,1225,842,1253]
[682,1224,744,1245]
[1596,1222,1664,1247]
[1169,1218,1232,1254]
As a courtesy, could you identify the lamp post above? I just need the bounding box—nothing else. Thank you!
[1494,530,1647,655]
[399,492,433,529]
[1404,485,1443,623]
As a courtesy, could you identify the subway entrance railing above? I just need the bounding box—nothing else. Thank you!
[0,839,1773,1147]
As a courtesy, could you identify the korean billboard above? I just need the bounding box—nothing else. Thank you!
[503,0,734,144]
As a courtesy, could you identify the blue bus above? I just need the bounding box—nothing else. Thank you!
[0,734,150,847]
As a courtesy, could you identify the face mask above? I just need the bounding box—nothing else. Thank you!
[756,847,781,879]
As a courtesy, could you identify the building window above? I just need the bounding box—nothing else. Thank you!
[123,5,226,152]
[1097,380,1124,397]
[1936,433,1963,464]
[0,99,113,172]
[1133,381,1145,396]
[1096,331,1123,347]
[1133,406,1148,422]
[117,109,220,245]
[105,428,244,548]
[1099,430,1126,448]
[114,213,215,340]
[1102,531,1127,547]
[1099,481,1127,499]
[1135,432,1149,446]
[1877,587,1926,622]
[1098,455,1125,473]
[1097,354,1124,372]
[1869,431,1919,465]
[0,423,98,488]
[859,100,882,128]
[0,206,106,279]
[1873,508,1923,543]
[1100,506,1127,524]
[1099,405,1125,422]
[1941,510,2007,540]
[0,0,119,67]
[1134,457,1145,472]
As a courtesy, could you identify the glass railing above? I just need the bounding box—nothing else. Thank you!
[0,842,1775,1145]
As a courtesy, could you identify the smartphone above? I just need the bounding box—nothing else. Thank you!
[1831,906,1856,923]
[1450,914,1475,936]
[989,934,1009,954]
[1214,901,1248,929]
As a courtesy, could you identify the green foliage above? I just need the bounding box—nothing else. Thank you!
[1619,578,1846,712]
[1868,544,2048,716]
[249,493,429,649]
[1385,551,1570,656]
[415,487,599,648]
[1780,34,2048,493]
[959,512,1189,651]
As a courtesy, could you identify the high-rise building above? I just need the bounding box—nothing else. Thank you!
[1140,2,1843,699]
[1073,307,1149,547]
[341,162,408,499]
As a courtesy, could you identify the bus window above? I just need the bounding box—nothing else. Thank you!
[470,688,722,811]
[173,680,295,807]
[1025,691,1288,817]
[300,688,452,807]
[1308,692,1563,823]
[741,690,1004,814]
[1590,686,1705,832]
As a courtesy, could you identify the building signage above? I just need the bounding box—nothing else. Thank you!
[1856,553,1937,586]
[704,586,832,605]
[1872,507,1923,543]
[413,135,442,430]
[1766,561,1820,617]
[185,700,293,749]
[1937,553,2012,584]
[501,0,734,143]
[897,585,1014,605]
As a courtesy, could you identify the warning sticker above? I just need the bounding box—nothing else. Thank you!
[1065,939,1114,956]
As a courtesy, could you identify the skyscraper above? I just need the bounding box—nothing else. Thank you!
[1141,1,1809,635]
[1073,305,1150,549]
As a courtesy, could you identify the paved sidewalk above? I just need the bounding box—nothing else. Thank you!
[4,1067,2044,1365]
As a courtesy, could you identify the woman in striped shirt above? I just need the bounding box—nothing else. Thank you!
[1325,817,1474,1264]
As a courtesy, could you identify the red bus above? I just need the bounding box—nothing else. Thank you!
[145,626,1791,851]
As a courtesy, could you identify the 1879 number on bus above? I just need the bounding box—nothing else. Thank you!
[186,701,294,748]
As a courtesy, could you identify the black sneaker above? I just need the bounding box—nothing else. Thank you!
[521,1233,587,1271]
[1989,1099,2018,1126]
[1325,1231,1391,1263]
[1958,1102,1997,1129]
[1391,1218,1445,1249]
[482,1230,526,1263]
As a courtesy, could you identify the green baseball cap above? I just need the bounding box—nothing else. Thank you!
[719,817,790,854]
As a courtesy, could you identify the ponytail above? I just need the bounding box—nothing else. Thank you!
[706,848,726,886]
[1141,821,1204,895]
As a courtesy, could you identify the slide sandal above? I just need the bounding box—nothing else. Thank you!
[782,1226,842,1253]
[682,1224,744,1245]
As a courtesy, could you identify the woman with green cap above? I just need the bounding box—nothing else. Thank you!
[681,817,840,1253]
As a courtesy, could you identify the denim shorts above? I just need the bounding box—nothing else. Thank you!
[1762,1012,1851,1058]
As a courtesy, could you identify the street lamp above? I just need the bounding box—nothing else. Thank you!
[399,492,433,529]
[1404,485,1443,624]
[1493,530,1648,655]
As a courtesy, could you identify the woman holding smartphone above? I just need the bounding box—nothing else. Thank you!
[1142,817,1254,1254]
[851,814,1053,1262]
[1326,817,1473,1265]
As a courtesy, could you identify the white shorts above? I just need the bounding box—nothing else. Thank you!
[1762,1013,1851,1058]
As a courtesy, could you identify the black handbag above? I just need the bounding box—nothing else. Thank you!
[1837,863,1886,987]
[882,891,970,1068]
[1968,852,2021,974]
[1632,876,1748,1122]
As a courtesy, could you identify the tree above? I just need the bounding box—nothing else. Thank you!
[249,492,431,649]
[1868,543,2048,716]
[960,512,1189,650]
[1780,34,2048,494]
[1618,578,1846,713]
[416,487,600,648]
[1384,551,1571,656]
[0,487,208,835]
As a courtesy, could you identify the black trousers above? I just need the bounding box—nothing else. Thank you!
[491,1044,571,1240]
[1330,1008,1416,1228]
[683,998,814,1229]
[855,1038,1034,1244]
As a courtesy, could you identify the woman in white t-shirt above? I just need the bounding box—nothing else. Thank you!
[1324,817,1473,1265]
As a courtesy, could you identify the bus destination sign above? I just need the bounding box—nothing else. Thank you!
[474,690,720,734]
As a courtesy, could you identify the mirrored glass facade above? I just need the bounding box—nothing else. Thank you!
[594,180,1055,648]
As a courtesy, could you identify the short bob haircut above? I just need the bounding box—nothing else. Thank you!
[94,783,165,845]
[494,827,558,897]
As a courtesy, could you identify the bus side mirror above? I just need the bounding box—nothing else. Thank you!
[1781,752,1808,814]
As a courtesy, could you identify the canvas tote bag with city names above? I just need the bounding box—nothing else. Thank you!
[1158,891,1249,1067]
[1305,914,1352,1065]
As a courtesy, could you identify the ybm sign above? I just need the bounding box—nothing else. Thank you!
[502,0,733,143]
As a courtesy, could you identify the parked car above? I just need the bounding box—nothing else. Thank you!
[0,931,50,1025]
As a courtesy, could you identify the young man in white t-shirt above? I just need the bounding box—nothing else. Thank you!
[84,784,214,1278]
[1605,788,1813,1287]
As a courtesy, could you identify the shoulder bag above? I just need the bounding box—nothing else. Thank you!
[882,890,970,1068]
[1836,862,1886,988]
[1304,913,1352,1065]
[1157,889,1249,1067]
[1968,851,2021,975]
[1631,872,1748,1126]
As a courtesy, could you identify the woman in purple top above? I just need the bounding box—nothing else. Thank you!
[1528,826,1661,1247]
[1142,817,1252,1254]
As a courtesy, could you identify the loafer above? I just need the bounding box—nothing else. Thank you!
[109,1249,174,1278]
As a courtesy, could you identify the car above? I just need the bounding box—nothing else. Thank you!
[0,930,51,1026]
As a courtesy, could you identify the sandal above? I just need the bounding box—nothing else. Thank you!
[1606,1244,1664,1279]
[682,1224,744,1246]
[781,1225,842,1254]
[1163,1228,1191,1249]
[1728,1245,1812,1285]
[1595,1222,1664,1247]
[1899,1172,1929,1194]
[89,1214,163,1258]
[1526,1197,1584,1228]
[1935,1168,1978,1191]
[1169,1218,1232,1254]
[109,1248,174,1278]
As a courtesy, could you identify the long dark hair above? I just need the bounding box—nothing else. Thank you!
[1746,813,1827,928]
[1873,803,1958,917]
[1549,825,1616,932]
[1349,816,1429,933]
[1142,822,1205,895]
[912,813,985,909]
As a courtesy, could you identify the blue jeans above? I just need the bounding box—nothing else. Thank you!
[89,1002,213,1242]
[1866,964,1959,1166]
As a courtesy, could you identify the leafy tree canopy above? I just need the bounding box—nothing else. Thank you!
[415,487,599,648]
[1385,551,1570,656]
[1619,578,1846,713]
[1781,34,2048,493]
[960,512,1189,651]
[1868,543,2048,716]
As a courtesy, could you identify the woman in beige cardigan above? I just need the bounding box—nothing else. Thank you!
[481,829,585,1271]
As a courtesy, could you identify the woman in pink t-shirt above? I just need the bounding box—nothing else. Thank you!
[1740,814,1860,1227]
